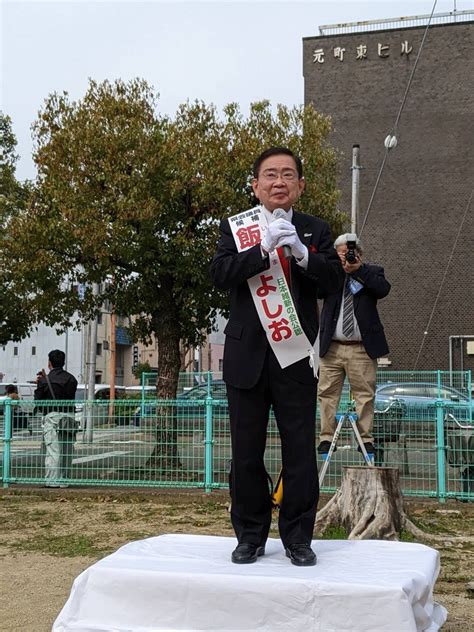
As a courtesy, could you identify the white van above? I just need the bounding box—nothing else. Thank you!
[75,384,129,428]
[0,382,36,417]
[0,382,36,400]
[75,384,127,402]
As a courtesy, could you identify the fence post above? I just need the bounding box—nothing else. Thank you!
[435,401,446,503]
[2,400,12,488]
[140,371,147,422]
[204,371,214,493]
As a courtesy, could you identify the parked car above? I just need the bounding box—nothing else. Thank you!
[132,380,228,431]
[0,383,36,399]
[75,384,127,402]
[375,382,472,421]
[0,383,36,424]
[75,384,129,427]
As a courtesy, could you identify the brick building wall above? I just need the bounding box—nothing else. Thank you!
[303,21,474,372]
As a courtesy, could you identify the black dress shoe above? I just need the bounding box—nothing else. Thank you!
[231,543,265,564]
[317,441,336,454]
[285,544,317,566]
[357,442,375,454]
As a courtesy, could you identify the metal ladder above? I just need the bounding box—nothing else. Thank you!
[319,410,374,487]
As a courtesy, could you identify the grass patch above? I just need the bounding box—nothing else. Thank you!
[441,575,472,583]
[123,530,156,541]
[11,533,105,557]
[406,514,455,536]
[319,526,347,540]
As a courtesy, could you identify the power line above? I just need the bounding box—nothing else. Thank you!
[359,0,439,237]
[412,189,473,370]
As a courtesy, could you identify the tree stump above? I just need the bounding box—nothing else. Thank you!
[316,466,417,540]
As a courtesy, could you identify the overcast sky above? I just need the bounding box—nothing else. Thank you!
[1,0,471,180]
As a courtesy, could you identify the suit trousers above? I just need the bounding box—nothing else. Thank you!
[318,341,377,444]
[226,348,318,548]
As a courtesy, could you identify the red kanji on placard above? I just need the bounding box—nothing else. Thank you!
[268,318,292,341]
[236,224,261,249]
[256,274,277,297]
[262,299,283,319]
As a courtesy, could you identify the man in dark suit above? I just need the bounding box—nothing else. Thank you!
[211,147,343,566]
[317,233,390,455]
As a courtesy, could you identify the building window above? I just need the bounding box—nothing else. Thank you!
[218,359,223,372]
[97,313,103,325]
[96,343,102,356]
[32,346,36,356]
[13,347,18,356]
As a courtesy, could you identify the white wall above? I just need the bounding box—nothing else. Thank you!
[209,313,226,345]
[0,324,85,384]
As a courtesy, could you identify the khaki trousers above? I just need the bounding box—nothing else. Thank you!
[318,341,377,444]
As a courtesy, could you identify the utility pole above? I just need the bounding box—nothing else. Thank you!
[351,144,361,234]
[84,282,99,444]
[109,295,116,420]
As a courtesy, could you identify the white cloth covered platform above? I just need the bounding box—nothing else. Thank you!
[53,534,447,632]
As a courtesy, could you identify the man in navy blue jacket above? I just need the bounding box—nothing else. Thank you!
[318,233,390,455]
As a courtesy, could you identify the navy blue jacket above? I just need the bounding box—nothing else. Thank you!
[319,263,390,359]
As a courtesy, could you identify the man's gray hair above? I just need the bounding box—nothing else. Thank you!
[334,233,363,253]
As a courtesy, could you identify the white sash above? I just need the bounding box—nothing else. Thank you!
[228,205,318,373]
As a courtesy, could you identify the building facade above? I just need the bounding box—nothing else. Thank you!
[0,314,132,386]
[303,15,474,372]
[0,313,224,387]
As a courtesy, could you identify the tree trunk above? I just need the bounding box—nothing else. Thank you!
[146,283,182,471]
[316,466,410,540]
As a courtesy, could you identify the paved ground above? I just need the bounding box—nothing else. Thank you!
[2,420,472,504]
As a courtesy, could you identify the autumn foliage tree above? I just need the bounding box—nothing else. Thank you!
[0,113,32,345]
[8,79,344,399]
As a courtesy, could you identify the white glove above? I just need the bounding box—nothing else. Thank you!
[276,228,308,261]
[261,218,295,253]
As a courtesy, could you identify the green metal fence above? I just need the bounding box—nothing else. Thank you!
[1,371,472,502]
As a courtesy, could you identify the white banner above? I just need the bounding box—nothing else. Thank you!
[228,206,315,370]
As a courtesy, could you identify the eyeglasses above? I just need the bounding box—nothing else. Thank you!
[259,169,299,182]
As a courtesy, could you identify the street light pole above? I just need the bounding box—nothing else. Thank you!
[351,144,361,234]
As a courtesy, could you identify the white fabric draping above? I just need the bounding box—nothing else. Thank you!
[53,534,447,632]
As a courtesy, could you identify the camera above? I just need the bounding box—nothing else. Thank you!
[345,234,358,264]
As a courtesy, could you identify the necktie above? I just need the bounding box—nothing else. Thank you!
[342,276,354,337]
[277,247,290,283]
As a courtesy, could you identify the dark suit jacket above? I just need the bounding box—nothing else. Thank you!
[210,210,343,389]
[319,263,390,359]
[34,367,78,414]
